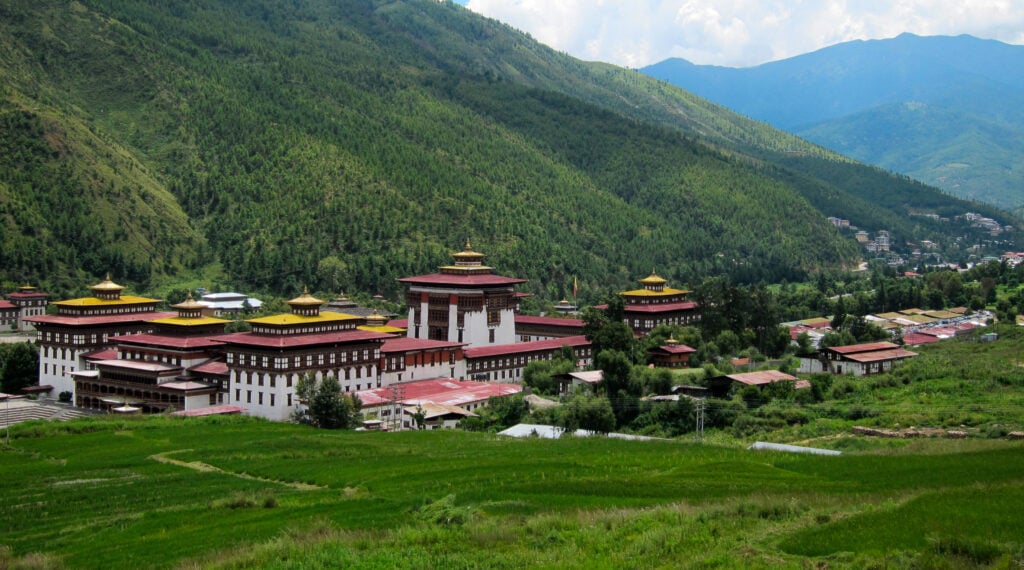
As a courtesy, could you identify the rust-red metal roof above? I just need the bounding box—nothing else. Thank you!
[357,378,521,408]
[724,370,799,385]
[623,301,698,313]
[25,311,177,327]
[218,329,392,349]
[381,337,465,353]
[398,273,526,287]
[842,348,918,363]
[464,336,590,359]
[826,342,900,354]
[514,315,585,327]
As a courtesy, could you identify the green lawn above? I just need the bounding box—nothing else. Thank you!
[2,416,1023,568]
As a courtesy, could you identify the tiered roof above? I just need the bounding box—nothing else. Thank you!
[398,241,526,288]
[621,271,690,298]
[28,275,172,326]
[221,287,392,349]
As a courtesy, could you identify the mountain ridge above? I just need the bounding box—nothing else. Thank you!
[0,2,1015,300]
[641,33,1024,209]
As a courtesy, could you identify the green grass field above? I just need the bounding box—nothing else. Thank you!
[2,416,1023,569]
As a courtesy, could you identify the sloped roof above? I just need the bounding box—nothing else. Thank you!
[722,370,799,386]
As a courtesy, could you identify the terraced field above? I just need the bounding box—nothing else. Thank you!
[2,416,1022,568]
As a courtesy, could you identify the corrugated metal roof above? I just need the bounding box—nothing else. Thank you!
[623,301,698,313]
[465,335,590,359]
[514,315,585,327]
[357,379,521,408]
[381,337,465,353]
[843,348,918,363]
[827,342,900,354]
[723,370,799,385]
[26,311,177,326]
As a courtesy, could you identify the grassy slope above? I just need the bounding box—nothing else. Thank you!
[1,417,1022,568]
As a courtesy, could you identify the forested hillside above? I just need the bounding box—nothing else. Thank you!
[0,1,1013,300]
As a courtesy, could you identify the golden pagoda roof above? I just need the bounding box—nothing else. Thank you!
[171,292,206,311]
[90,274,126,292]
[358,324,406,334]
[287,287,324,307]
[451,240,486,261]
[638,272,668,286]
[247,311,359,326]
[621,287,689,297]
[365,309,388,324]
[56,294,159,307]
[149,316,230,327]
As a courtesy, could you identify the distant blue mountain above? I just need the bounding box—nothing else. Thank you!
[642,34,1024,209]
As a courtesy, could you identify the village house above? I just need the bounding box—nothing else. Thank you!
[355,378,521,430]
[798,341,918,376]
[647,337,696,368]
[706,370,808,398]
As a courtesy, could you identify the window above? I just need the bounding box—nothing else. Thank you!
[246,391,252,403]
[270,394,275,407]
[258,392,264,405]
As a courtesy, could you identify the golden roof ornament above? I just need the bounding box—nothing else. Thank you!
[91,273,126,292]
[171,291,206,312]
[288,286,324,306]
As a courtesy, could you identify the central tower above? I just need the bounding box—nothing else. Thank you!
[399,241,525,348]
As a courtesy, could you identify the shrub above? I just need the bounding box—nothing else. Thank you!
[412,495,472,526]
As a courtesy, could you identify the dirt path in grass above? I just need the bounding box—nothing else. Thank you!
[150,450,325,490]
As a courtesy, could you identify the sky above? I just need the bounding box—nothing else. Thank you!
[456,1,1024,68]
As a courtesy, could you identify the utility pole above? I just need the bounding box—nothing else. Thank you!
[694,398,705,443]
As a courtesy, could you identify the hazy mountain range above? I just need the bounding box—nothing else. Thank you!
[642,33,1024,211]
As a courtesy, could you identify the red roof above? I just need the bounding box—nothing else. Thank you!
[382,337,465,353]
[514,315,585,327]
[623,301,698,314]
[98,360,180,373]
[6,292,47,299]
[357,379,521,408]
[464,336,590,359]
[83,349,119,361]
[724,370,800,386]
[160,381,216,392]
[652,343,696,355]
[172,405,246,417]
[387,319,408,328]
[902,333,941,346]
[843,348,917,363]
[826,342,900,355]
[116,333,229,350]
[25,311,177,327]
[219,329,392,349]
[398,273,527,287]
[0,300,16,310]
[189,360,229,376]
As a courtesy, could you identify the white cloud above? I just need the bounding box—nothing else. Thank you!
[463,0,1024,67]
